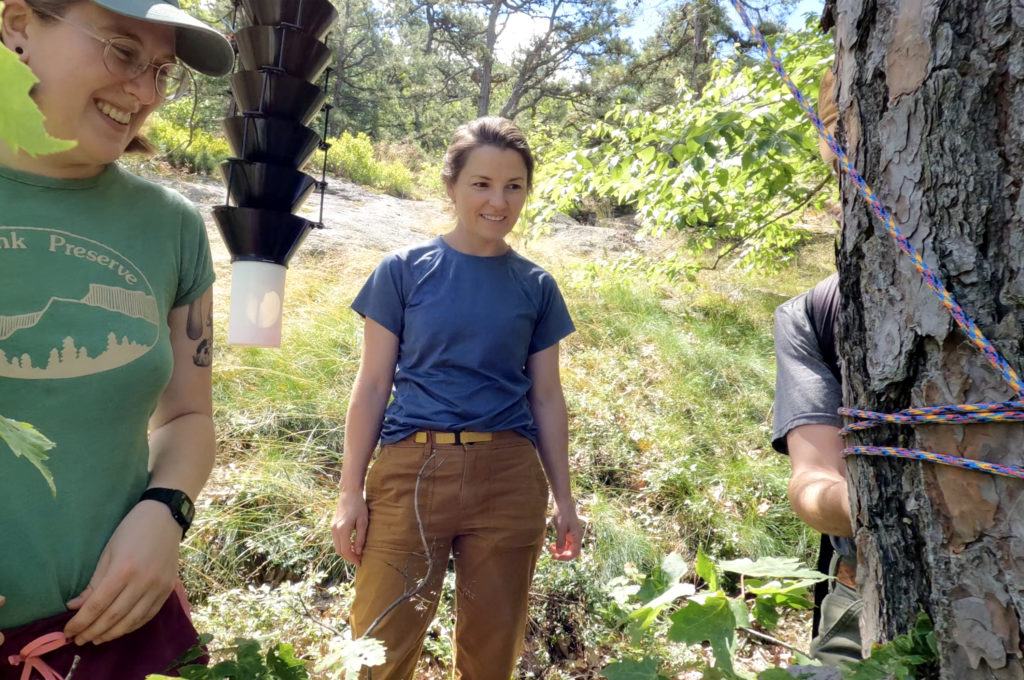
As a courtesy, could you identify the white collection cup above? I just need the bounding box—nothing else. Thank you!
[228,260,288,347]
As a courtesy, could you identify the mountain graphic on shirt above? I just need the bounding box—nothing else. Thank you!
[0,283,159,379]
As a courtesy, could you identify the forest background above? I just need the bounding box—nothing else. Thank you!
[1,0,873,677]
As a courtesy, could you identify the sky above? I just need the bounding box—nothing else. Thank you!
[495,0,826,65]
[620,0,825,47]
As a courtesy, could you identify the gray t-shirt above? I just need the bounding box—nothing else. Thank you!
[353,237,575,445]
[771,275,842,454]
[771,274,855,558]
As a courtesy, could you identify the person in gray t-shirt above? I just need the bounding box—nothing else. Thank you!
[772,273,863,665]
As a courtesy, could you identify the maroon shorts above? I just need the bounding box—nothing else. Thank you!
[0,589,207,680]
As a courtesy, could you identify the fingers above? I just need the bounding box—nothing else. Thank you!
[332,518,366,566]
[79,588,165,645]
[352,515,368,560]
[331,497,368,567]
[65,584,93,612]
[64,578,124,643]
[66,580,170,645]
[547,515,583,561]
[547,532,577,561]
[331,517,362,566]
[64,568,172,645]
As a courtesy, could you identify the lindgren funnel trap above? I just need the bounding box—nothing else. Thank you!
[215,0,338,347]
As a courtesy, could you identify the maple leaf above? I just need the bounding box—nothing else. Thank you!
[0,10,76,157]
[0,414,57,496]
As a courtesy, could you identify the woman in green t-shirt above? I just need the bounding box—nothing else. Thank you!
[0,0,231,676]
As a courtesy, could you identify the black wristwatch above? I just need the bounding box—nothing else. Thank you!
[139,487,195,538]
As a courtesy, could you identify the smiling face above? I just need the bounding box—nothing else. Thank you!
[445,145,529,256]
[1,0,175,177]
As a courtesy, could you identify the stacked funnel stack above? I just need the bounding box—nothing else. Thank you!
[215,0,339,347]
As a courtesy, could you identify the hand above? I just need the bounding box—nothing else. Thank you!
[547,500,582,561]
[0,594,5,646]
[64,501,182,645]
[331,490,369,567]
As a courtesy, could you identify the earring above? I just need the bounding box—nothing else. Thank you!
[15,46,23,54]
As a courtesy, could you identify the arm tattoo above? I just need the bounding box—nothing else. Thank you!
[188,298,213,367]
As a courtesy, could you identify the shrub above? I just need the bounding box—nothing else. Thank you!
[145,115,230,175]
[323,132,415,197]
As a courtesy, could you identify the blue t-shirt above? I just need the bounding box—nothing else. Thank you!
[352,237,575,445]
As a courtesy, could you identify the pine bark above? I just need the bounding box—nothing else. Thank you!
[835,0,1024,677]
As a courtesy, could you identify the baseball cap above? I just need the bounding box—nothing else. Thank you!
[92,0,234,76]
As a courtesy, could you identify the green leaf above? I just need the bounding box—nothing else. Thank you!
[0,414,57,496]
[637,146,656,164]
[601,657,668,680]
[695,548,718,591]
[728,596,750,628]
[0,34,76,156]
[668,595,738,675]
[752,596,782,629]
[646,582,697,611]
[266,642,309,678]
[718,556,827,581]
[747,578,824,594]
[661,552,688,583]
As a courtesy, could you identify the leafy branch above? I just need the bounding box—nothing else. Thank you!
[0,2,75,497]
[0,415,57,496]
[0,4,76,156]
[601,551,826,680]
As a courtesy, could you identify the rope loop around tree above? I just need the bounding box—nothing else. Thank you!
[730,0,1024,479]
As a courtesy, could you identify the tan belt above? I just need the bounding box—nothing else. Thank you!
[836,559,858,590]
[414,431,493,445]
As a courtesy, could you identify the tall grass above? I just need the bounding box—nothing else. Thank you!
[189,235,836,676]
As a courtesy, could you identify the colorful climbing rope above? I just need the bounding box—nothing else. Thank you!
[730,0,1024,478]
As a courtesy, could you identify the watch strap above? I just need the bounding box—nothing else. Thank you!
[139,487,194,538]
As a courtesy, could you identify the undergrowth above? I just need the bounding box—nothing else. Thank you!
[185,234,836,678]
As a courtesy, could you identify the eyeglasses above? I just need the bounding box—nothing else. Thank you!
[39,10,193,102]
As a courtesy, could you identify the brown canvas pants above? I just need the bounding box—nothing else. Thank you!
[350,431,549,680]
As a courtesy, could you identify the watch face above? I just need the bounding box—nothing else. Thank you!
[179,494,195,522]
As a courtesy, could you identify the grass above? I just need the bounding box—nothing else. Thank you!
[186,231,837,677]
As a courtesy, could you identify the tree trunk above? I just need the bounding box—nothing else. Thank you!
[476,0,503,117]
[835,1,1024,677]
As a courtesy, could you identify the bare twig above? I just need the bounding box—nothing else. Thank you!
[64,655,82,680]
[709,174,832,270]
[739,626,810,658]
[363,453,446,638]
[292,591,345,638]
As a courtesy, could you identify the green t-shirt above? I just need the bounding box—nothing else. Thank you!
[0,163,215,630]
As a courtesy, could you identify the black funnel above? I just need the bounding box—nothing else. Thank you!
[235,25,331,82]
[221,159,317,213]
[230,70,327,125]
[238,0,339,41]
[213,206,315,266]
[223,116,321,168]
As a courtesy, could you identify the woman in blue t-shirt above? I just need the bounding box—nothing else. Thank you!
[331,117,582,679]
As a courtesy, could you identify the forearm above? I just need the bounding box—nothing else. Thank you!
[531,394,573,507]
[340,386,389,493]
[148,412,216,500]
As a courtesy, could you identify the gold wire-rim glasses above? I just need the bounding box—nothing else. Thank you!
[37,9,193,102]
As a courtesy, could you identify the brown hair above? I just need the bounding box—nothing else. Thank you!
[23,0,82,16]
[441,116,535,192]
[21,0,157,156]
